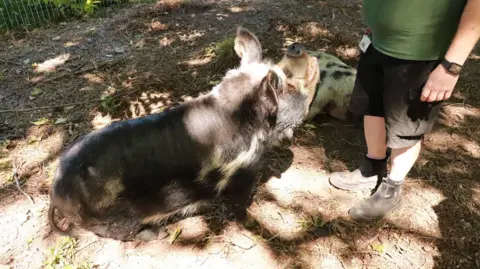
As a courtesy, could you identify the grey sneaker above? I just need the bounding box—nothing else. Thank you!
[349,177,403,222]
[329,154,388,191]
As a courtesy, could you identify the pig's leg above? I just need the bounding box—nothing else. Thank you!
[135,225,169,241]
[87,221,164,242]
[222,168,257,222]
[83,206,162,241]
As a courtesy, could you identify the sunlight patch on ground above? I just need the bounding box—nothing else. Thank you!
[263,167,354,218]
[149,20,168,32]
[64,41,80,48]
[264,168,332,205]
[129,100,148,118]
[468,53,480,60]
[129,91,172,117]
[424,131,480,159]
[228,6,249,13]
[459,140,480,158]
[33,53,71,73]
[180,57,213,67]
[388,181,445,238]
[334,46,360,59]
[78,85,95,92]
[441,105,480,125]
[10,128,65,175]
[249,200,305,240]
[471,182,480,215]
[91,112,113,129]
[102,224,282,269]
[159,36,176,47]
[82,73,105,84]
[0,198,50,269]
[301,22,331,38]
[178,29,206,42]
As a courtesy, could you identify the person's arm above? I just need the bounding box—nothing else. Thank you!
[421,0,480,102]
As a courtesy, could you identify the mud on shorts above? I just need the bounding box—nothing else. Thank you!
[348,45,444,149]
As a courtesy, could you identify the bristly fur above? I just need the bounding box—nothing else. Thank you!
[48,27,320,242]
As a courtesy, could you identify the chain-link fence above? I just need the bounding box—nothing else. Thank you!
[0,0,125,30]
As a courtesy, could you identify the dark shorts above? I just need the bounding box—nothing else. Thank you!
[348,45,444,149]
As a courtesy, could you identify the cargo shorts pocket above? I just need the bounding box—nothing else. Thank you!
[406,61,442,122]
[406,87,442,122]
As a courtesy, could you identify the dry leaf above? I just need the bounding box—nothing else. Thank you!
[30,87,43,97]
[64,105,75,112]
[54,118,67,125]
[371,243,385,253]
[169,227,182,244]
[31,118,50,126]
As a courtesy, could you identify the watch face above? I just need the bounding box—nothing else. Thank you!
[450,64,462,74]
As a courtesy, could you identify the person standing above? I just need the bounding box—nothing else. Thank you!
[329,0,480,222]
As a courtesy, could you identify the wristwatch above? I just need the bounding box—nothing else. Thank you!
[441,59,462,76]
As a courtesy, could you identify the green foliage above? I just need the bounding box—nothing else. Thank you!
[43,236,94,269]
[0,0,133,29]
[40,0,102,16]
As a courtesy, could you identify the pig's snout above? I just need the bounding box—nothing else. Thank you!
[287,43,306,57]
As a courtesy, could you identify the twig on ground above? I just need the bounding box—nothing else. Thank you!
[228,240,256,250]
[0,88,141,114]
[11,162,35,204]
[0,58,24,66]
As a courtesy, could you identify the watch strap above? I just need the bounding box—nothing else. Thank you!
[441,59,462,75]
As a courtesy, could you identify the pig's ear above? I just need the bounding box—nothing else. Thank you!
[259,68,285,116]
[234,26,262,66]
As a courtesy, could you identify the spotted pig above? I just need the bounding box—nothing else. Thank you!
[304,51,358,122]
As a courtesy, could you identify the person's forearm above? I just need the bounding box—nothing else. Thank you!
[444,0,480,65]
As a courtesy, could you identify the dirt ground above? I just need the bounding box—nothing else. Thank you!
[0,0,479,268]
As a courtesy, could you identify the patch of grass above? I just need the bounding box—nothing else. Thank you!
[0,139,11,151]
[297,215,326,231]
[43,236,93,269]
[0,139,11,159]
[99,92,122,114]
[206,37,238,70]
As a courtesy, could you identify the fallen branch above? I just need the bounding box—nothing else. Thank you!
[12,162,35,204]
[32,58,123,85]
[0,88,140,114]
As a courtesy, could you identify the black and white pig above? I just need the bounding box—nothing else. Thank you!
[48,27,320,242]
[304,50,358,122]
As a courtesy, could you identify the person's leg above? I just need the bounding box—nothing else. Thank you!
[349,55,443,222]
[389,140,422,182]
[364,116,387,159]
[329,46,388,191]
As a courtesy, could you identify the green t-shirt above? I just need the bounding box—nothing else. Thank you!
[363,0,467,61]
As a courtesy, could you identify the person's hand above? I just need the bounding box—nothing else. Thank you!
[420,64,459,102]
